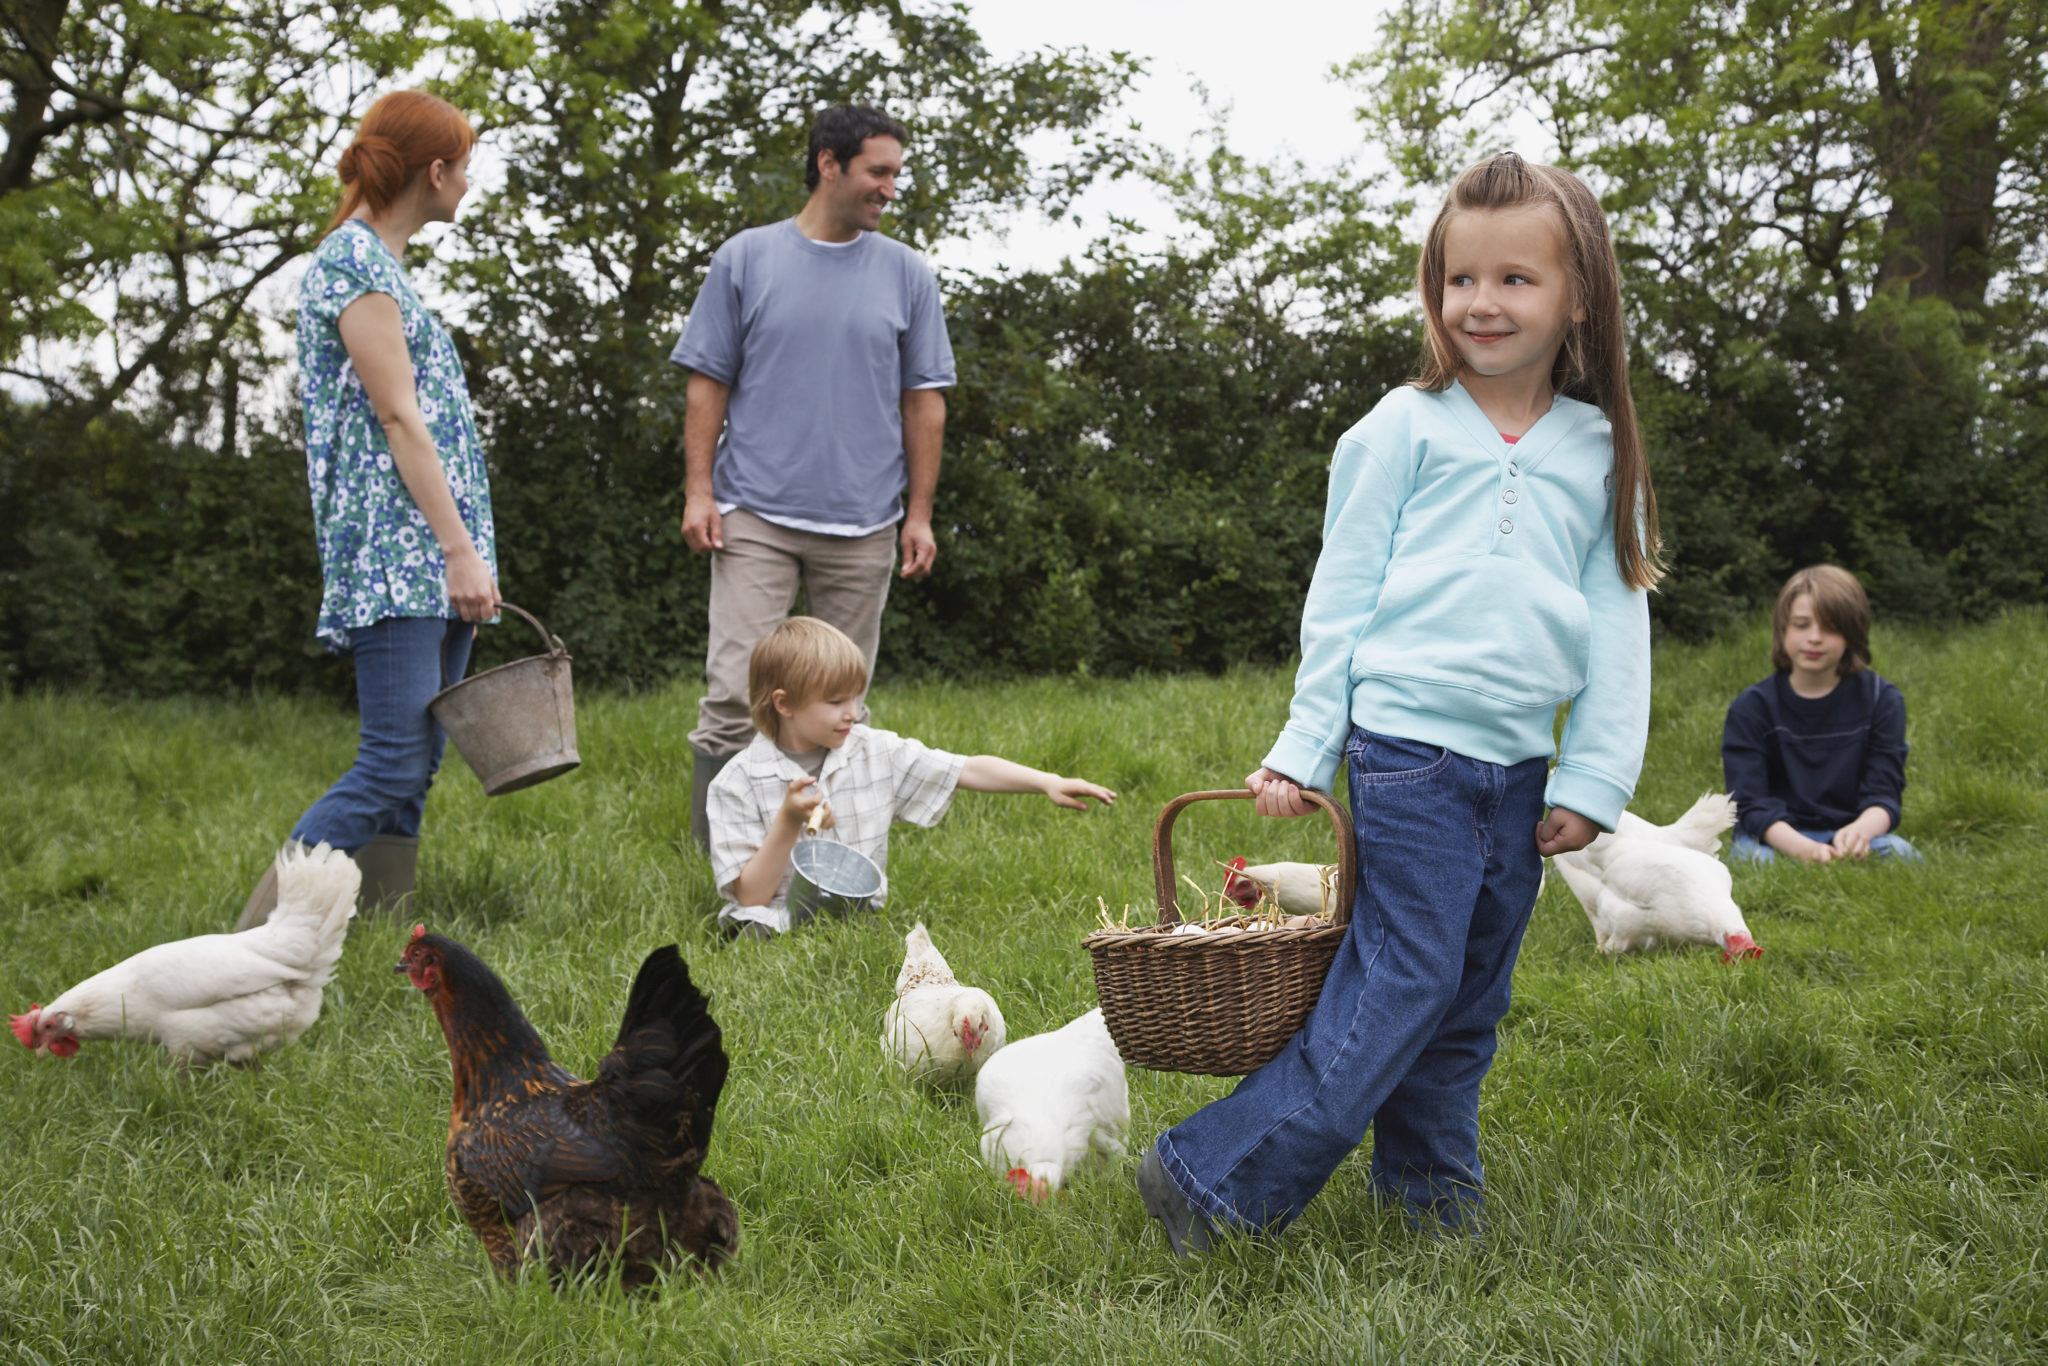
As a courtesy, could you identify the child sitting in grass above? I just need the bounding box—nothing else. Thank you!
[1722,564,1920,863]
[706,616,1117,938]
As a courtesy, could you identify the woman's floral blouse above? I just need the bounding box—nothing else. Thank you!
[296,219,496,651]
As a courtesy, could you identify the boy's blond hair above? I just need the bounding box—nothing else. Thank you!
[748,616,869,739]
[1771,564,1873,676]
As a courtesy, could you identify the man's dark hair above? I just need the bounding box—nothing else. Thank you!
[806,105,908,191]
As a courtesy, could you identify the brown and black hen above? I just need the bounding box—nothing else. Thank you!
[398,927,739,1286]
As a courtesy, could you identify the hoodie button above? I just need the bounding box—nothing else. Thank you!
[1503,490,1519,504]
[1498,518,1514,535]
[1508,461,1521,476]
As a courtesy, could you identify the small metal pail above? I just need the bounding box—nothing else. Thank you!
[428,604,580,796]
[787,838,884,924]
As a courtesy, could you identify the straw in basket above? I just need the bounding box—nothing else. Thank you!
[1083,789,1355,1076]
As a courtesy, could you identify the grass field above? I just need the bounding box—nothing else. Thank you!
[2,613,2044,1363]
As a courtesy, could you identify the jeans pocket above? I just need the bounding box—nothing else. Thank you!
[1347,728,1451,785]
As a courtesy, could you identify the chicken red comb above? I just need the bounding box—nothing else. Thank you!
[411,924,427,942]
[10,1006,41,1049]
[1720,933,1763,963]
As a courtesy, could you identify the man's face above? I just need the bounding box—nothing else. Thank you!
[820,135,903,233]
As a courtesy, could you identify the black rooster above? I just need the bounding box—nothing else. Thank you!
[398,928,738,1286]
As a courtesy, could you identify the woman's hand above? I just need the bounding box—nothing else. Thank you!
[444,544,498,622]
[1245,767,1311,818]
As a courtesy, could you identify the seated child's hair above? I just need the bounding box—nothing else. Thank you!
[748,616,868,738]
[1772,565,1872,676]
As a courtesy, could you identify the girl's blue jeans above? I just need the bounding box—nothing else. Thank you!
[291,616,474,852]
[1156,728,1548,1234]
[1730,829,1920,862]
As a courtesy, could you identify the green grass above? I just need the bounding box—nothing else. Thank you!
[3,612,2045,1364]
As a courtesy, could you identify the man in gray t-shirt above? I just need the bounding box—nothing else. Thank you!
[672,104,956,847]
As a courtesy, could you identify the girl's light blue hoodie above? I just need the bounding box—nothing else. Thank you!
[1263,381,1650,830]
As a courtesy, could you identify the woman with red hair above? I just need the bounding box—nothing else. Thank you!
[238,90,499,927]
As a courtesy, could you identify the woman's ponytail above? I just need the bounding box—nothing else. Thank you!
[322,92,475,239]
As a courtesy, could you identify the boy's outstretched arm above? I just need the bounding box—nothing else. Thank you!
[957,756,1116,810]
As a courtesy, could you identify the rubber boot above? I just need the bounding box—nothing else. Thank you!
[690,745,733,851]
[233,861,280,933]
[351,833,419,913]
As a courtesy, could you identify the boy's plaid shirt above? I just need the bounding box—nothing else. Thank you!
[708,724,965,910]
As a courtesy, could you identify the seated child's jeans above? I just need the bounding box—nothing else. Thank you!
[1730,830,1922,863]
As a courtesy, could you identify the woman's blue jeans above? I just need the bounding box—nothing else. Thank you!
[291,616,473,852]
[1156,729,1548,1234]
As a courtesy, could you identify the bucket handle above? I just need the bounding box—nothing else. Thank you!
[496,602,568,657]
[1151,789,1354,927]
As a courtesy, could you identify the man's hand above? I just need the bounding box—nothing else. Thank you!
[1535,807,1599,857]
[899,518,936,578]
[1041,776,1117,810]
[681,492,725,553]
[1789,836,1837,864]
[1246,767,1311,819]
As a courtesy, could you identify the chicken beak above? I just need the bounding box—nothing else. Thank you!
[392,960,409,974]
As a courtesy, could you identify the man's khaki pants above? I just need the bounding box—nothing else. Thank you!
[690,508,897,757]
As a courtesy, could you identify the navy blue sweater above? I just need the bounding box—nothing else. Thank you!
[1721,670,1908,842]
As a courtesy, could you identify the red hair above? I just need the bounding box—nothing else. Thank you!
[323,90,476,238]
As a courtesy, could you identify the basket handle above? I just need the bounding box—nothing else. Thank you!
[1152,788,1355,927]
[496,602,568,657]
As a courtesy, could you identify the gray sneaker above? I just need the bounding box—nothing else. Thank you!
[1136,1145,1217,1256]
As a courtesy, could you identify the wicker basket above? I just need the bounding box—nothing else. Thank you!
[1084,789,1356,1076]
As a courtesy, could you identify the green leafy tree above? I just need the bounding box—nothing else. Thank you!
[0,0,514,424]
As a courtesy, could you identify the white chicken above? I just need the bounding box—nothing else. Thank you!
[1552,833,1762,961]
[11,843,361,1065]
[880,922,1005,1089]
[1221,857,1338,917]
[975,1007,1129,1202]
[1608,792,1738,855]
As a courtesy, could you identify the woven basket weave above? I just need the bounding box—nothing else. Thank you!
[1084,789,1355,1076]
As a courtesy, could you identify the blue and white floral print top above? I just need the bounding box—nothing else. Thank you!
[296,219,497,651]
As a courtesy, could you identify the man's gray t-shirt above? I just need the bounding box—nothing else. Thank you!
[670,219,956,529]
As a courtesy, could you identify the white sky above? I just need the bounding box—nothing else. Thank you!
[937,0,1403,272]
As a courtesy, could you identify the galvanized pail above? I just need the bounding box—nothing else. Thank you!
[429,604,580,796]
[787,839,883,924]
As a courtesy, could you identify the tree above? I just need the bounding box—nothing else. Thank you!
[0,0,515,426]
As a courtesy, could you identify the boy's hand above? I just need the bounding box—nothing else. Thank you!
[1535,807,1599,857]
[777,777,832,830]
[1245,767,1311,819]
[1041,776,1117,811]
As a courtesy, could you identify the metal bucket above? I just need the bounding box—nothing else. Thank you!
[787,838,883,924]
[429,604,580,796]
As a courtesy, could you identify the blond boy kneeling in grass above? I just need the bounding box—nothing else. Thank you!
[706,617,1117,938]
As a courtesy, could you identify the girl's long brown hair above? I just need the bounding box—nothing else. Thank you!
[1413,153,1663,591]
[322,90,476,239]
